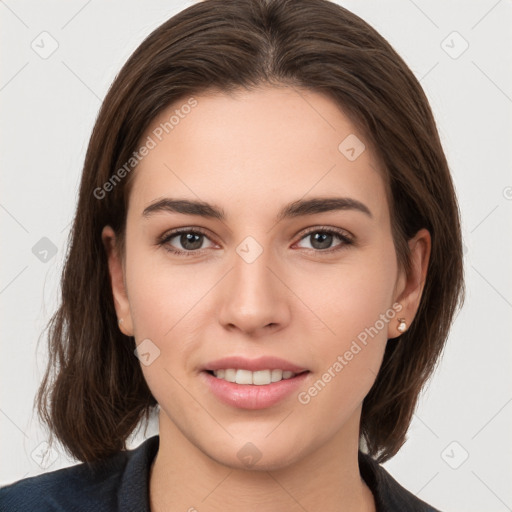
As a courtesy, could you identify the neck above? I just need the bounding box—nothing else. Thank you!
[149,412,375,512]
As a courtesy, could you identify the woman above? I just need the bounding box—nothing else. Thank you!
[0,0,464,510]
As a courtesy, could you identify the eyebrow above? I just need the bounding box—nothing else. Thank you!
[142,196,372,221]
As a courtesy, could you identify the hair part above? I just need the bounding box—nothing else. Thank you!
[36,0,464,464]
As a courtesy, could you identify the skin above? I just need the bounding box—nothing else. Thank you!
[102,86,430,512]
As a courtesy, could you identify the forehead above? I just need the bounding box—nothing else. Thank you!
[127,86,389,224]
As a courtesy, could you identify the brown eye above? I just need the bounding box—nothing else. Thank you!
[308,232,335,250]
[159,228,216,255]
[295,228,353,253]
[176,232,204,251]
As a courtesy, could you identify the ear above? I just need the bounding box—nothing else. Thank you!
[101,225,134,337]
[390,228,431,338]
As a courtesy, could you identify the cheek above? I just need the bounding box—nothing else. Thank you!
[292,243,399,346]
[291,242,398,403]
[124,240,204,336]
[124,243,218,380]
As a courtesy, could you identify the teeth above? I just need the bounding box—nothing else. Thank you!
[212,368,298,385]
[224,369,236,382]
[253,370,271,385]
[236,369,253,385]
[271,369,283,382]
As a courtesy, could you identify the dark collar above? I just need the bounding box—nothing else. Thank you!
[358,451,441,511]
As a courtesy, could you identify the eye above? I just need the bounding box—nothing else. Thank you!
[158,228,216,255]
[157,226,354,257]
[295,227,353,252]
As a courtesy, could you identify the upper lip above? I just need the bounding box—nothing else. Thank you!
[203,356,308,373]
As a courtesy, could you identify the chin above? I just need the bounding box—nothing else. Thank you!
[215,450,303,473]
[202,434,314,473]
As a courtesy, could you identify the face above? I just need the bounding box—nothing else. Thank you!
[104,86,428,470]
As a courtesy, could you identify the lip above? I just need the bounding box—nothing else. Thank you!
[203,356,308,373]
[201,370,310,410]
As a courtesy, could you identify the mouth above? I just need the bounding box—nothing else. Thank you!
[200,356,310,409]
[205,368,308,385]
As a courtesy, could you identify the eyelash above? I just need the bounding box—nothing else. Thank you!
[157,226,354,257]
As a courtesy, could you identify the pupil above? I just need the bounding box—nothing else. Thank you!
[181,233,202,250]
[311,232,332,250]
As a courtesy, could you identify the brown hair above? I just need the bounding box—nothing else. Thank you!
[36,0,464,464]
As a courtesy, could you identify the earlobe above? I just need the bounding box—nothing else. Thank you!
[101,226,134,336]
[391,228,431,338]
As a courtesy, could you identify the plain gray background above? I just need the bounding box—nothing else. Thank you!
[1,1,511,510]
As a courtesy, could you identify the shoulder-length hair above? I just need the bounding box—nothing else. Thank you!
[36,0,464,464]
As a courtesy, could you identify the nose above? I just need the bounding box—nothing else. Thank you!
[217,247,291,337]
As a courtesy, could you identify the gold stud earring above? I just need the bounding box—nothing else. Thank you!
[397,318,407,333]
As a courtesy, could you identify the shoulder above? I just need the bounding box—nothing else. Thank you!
[0,459,121,512]
[0,436,159,512]
[359,452,442,512]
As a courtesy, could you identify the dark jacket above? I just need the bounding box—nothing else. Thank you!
[0,435,440,511]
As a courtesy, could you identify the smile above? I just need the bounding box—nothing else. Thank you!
[210,368,300,385]
[202,370,310,410]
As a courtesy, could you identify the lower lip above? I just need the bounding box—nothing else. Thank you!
[201,371,309,410]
